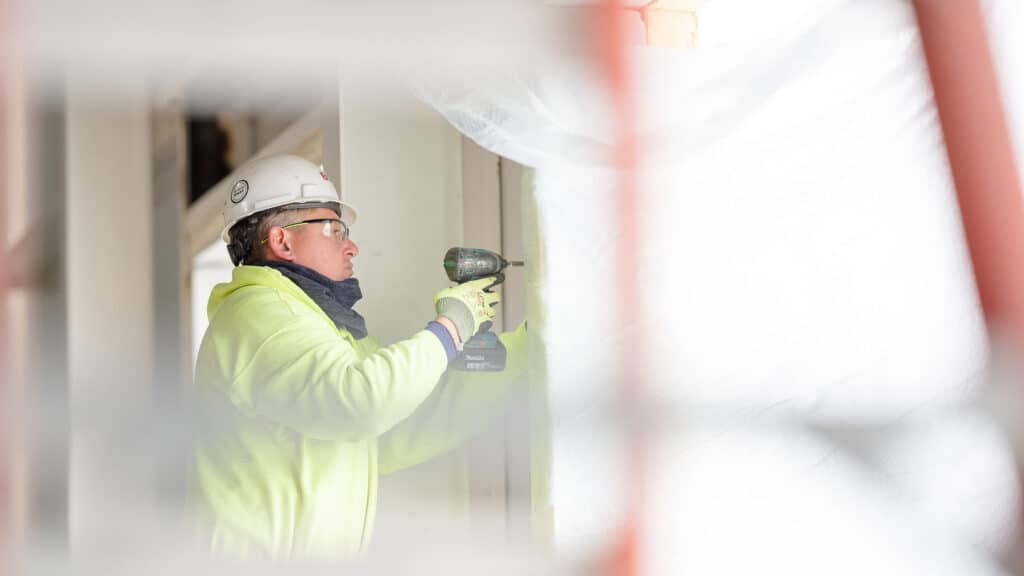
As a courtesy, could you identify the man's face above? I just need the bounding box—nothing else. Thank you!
[285,207,359,281]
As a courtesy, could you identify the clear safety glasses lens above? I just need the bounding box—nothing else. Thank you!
[261,218,350,244]
[315,219,349,242]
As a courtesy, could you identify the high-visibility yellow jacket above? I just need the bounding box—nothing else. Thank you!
[191,265,525,559]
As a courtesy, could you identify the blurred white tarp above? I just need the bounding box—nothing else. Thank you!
[17,0,580,100]
[422,0,1024,573]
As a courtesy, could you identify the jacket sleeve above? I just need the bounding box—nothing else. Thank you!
[377,321,528,475]
[206,289,451,442]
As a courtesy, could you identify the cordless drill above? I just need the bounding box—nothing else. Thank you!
[443,247,524,372]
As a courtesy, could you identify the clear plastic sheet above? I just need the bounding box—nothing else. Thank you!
[421,0,1024,571]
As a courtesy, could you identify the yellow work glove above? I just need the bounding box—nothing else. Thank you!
[434,277,501,342]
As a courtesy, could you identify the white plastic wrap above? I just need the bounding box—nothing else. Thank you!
[642,423,1008,576]
[421,0,1024,572]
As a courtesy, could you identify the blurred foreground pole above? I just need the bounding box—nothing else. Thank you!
[912,0,1024,568]
[913,0,1024,335]
[596,3,698,573]
[595,2,644,575]
[1,0,11,568]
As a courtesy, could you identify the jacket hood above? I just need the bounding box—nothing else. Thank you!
[207,265,303,321]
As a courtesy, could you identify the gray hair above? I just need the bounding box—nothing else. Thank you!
[226,206,317,266]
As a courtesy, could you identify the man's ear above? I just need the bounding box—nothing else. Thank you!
[264,227,296,261]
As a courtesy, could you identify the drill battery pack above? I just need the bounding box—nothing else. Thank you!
[452,331,507,372]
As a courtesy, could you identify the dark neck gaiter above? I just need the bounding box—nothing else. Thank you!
[257,261,368,340]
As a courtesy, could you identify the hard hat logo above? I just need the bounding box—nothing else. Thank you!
[230,179,249,204]
[319,165,330,181]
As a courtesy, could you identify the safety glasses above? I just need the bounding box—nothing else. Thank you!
[261,218,350,244]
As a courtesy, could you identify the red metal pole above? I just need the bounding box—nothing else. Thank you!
[913,0,1024,333]
[912,0,1024,568]
[594,3,645,575]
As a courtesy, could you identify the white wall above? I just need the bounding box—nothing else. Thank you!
[65,74,154,559]
[338,88,475,540]
[339,89,464,346]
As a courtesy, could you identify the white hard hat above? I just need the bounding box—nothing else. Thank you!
[221,154,357,242]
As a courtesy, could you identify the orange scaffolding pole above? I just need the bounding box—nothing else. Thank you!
[594,2,645,575]
[913,0,1024,333]
[912,0,1024,567]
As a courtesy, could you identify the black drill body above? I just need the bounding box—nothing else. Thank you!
[443,247,522,285]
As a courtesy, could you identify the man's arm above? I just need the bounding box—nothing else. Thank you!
[200,289,452,442]
[376,321,528,475]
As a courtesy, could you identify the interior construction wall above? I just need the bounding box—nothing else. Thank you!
[339,88,474,533]
[343,90,535,547]
[339,89,464,347]
[65,74,154,559]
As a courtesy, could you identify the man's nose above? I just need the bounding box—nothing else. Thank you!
[345,239,359,257]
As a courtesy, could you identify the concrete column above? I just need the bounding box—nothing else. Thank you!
[151,95,189,506]
[320,79,343,194]
[27,93,69,557]
[65,73,153,558]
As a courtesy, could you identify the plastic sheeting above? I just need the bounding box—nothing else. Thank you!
[421,0,1023,573]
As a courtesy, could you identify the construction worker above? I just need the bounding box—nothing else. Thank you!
[191,154,527,559]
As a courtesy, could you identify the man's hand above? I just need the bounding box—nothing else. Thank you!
[434,277,500,343]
